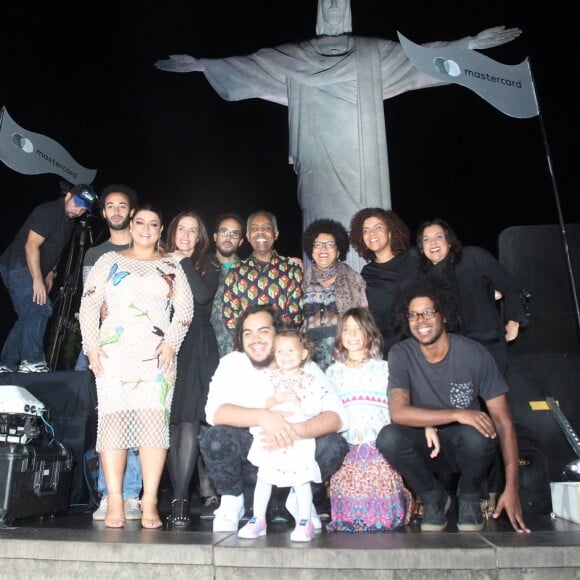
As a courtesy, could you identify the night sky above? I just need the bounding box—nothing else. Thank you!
[1,1,578,343]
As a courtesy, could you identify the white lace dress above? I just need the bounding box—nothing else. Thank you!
[79,252,193,451]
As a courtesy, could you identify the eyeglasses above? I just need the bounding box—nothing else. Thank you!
[217,227,242,239]
[406,308,438,321]
[313,241,337,250]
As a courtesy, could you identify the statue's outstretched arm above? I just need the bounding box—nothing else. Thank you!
[467,25,522,50]
[154,54,204,72]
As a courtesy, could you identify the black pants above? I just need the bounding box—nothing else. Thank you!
[200,425,348,498]
[376,423,498,496]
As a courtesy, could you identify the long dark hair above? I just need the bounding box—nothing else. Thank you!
[166,210,213,274]
[416,218,463,271]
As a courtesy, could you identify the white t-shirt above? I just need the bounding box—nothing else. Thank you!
[204,351,348,432]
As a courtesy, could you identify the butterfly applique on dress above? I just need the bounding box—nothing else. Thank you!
[107,263,130,286]
[157,267,175,308]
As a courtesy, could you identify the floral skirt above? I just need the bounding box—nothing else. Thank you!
[326,442,413,533]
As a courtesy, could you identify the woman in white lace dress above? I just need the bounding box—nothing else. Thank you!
[79,205,193,528]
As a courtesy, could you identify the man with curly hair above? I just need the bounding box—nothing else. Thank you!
[376,276,530,534]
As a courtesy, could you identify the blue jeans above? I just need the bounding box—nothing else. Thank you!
[97,448,142,499]
[0,263,53,369]
[75,350,89,371]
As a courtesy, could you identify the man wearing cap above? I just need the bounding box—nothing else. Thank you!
[0,181,96,373]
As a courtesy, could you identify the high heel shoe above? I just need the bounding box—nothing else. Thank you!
[104,494,125,529]
[141,493,163,529]
[169,498,191,527]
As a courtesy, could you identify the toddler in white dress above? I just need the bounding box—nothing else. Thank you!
[239,329,326,542]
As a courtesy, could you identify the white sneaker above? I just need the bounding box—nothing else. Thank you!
[17,360,49,373]
[238,516,267,539]
[290,519,316,542]
[92,496,108,521]
[124,497,142,520]
[213,493,245,532]
[285,488,322,531]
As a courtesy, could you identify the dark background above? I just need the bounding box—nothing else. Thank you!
[1,1,578,342]
[1,0,579,483]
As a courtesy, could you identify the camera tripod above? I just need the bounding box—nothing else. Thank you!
[46,219,93,371]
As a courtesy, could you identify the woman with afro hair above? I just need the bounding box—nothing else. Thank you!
[302,219,367,370]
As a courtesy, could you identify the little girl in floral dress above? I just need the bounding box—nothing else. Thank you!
[326,307,439,532]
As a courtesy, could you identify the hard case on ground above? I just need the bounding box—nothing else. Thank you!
[0,441,73,526]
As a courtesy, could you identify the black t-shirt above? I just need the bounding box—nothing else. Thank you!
[387,333,508,411]
[0,198,75,276]
[361,248,419,356]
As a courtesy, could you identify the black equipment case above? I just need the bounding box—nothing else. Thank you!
[0,442,73,526]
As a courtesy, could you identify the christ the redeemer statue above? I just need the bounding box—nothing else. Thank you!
[156,0,520,269]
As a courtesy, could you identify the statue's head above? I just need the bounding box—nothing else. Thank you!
[316,0,352,36]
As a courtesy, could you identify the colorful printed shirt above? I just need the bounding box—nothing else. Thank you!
[222,251,303,330]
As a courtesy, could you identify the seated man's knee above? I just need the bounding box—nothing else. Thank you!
[461,426,497,457]
[315,432,347,456]
[200,425,239,462]
[460,426,498,461]
[332,432,349,457]
[315,433,349,481]
[376,423,403,460]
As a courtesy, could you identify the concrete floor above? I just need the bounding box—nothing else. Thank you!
[1,500,580,579]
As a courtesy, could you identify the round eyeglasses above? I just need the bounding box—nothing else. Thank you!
[217,227,241,239]
[313,241,337,250]
[406,308,438,321]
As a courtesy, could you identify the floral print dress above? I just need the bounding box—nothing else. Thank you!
[325,359,413,532]
[79,252,193,452]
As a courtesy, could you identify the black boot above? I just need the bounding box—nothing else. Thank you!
[169,498,191,527]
